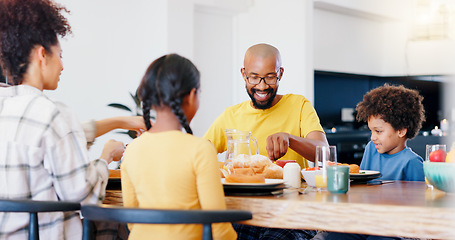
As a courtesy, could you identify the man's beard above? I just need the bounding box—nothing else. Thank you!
[247,87,277,110]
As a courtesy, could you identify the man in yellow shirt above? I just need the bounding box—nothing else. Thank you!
[204,43,327,239]
[204,43,328,169]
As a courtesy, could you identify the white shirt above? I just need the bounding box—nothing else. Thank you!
[0,85,108,240]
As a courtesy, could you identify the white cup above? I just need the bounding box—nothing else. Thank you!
[283,162,301,188]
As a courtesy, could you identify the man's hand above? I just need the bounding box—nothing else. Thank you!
[266,132,290,160]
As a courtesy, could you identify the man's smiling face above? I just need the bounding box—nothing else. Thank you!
[242,55,280,109]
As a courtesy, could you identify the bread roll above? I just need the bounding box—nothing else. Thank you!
[339,163,360,173]
[249,154,273,172]
[224,154,283,180]
[231,154,250,168]
[349,164,360,173]
[262,164,283,179]
[233,168,255,176]
[225,174,266,183]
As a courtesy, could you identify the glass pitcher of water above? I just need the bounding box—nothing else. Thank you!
[224,129,259,169]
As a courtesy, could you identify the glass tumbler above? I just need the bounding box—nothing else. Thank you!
[315,145,337,191]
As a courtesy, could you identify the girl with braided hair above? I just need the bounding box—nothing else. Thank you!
[120,54,237,240]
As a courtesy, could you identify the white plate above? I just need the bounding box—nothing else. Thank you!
[350,170,381,176]
[350,170,381,182]
[221,178,284,186]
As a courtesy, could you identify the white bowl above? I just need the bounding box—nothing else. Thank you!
[301,169,322,187]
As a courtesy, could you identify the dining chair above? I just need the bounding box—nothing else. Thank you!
[0,199,81,240]
[81,204,253,240]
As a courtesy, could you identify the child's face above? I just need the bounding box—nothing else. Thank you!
[367,115,406,155]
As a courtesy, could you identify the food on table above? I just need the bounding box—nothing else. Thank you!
[230,154,250,168]
[275,160,297,168]
[220,168,229,178]
[326,161,337,166]
[325,161,359,173]
[222,154,284,182]
[304,167,320,171]
[301,169,321,187]
[219,162,227,177]
[315,174,326,188]
[225,173,266,183]
[262,164,284,179]
[303,163,359,174]
[429,149,446,162]
[445,149,455,163]
[233,168,255,176]
[348,164,360,173]
[230,154,269,170]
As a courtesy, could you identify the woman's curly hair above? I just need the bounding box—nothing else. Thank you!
[356,84,425,139]
[0,0,71,85]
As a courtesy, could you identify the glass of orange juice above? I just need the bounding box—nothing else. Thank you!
[315,146,337,191]
[315,174,326,189]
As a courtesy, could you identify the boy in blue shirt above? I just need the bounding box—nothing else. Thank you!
[357,84,425,182]
[315,84,426,240]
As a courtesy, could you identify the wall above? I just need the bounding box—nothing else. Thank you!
[314,0,455,76]
[235,0,314,104]
[44,0,316,161]
[407,40,455,75]
[32,0,455,162]
[314,8,386,75]
[192,5,236,136]
[192,0,315,136]
[48,0,169,162]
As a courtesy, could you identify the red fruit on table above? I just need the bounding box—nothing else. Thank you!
[429,149,446,162]
[275,160,297,168]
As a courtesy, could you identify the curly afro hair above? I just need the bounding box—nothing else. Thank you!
[356,84,425,139]
[0,0,71,85]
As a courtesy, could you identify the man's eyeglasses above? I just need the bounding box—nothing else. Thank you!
[243,68,281,85]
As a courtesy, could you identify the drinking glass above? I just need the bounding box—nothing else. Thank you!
[425,144,446,162]
[425,144,446,188]
[315,146,337,191]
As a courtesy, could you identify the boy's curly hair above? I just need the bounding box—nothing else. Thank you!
[356,84,425,139]
[0,0,71,85]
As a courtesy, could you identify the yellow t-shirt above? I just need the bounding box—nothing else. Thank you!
[121,131,236,240]
[203,94,324,168]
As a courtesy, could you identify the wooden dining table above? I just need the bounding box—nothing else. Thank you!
[104,177,455,240]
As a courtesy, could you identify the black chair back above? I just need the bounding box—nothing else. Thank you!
[0,199,81,240]
[81,204,252,240]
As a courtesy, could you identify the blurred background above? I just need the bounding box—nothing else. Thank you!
[1,0,454,165]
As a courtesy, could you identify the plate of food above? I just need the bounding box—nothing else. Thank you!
[350,170,381,182]
[221,178,286,196]
[221,178,285,188]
